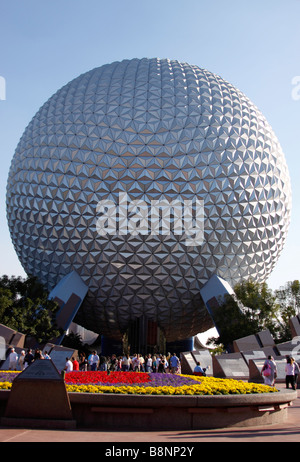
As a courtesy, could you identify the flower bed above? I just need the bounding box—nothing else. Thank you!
[65,371,202,394]
[0,370,278,396]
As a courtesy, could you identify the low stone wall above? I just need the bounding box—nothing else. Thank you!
[0,389,297,430]
[69,389,296,430]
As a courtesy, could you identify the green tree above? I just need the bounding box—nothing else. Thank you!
[0,287,14,319]
[276,280,300,313]
[234,279,280,337]
[274,280,300,342]
[207,291,261,352]
[0,275,61,344]
[207,279,282,351]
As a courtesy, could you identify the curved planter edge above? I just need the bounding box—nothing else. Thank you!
[68,389,297,430]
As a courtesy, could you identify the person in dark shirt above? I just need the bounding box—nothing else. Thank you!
[24,349,34,368]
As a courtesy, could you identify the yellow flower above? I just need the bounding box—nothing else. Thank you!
[0,382,12,390]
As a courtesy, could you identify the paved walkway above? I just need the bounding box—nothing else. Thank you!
[0,386,299,443]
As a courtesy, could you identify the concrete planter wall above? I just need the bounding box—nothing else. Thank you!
[69,389,297,430]
[0,389,297,430]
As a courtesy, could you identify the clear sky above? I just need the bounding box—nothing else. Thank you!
[0,0,299,294]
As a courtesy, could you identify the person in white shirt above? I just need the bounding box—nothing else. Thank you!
[285,356,296,390]
[64,357,73,372]
[91,351,99,371]
[132,354,140,371]
[156,355,161,370]
[145,354,153,372]
[122,354,131,371]
[8,348,18,370]
[139,354,145,372]
[162,355,168,371]
[18,350,26,371]
[44,351,51,360]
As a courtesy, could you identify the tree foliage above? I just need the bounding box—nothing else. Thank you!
[207,279,299,351]
[0,275,61,344]
[275,280,300,314]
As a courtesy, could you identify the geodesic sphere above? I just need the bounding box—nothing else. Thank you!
[6,58,292,341]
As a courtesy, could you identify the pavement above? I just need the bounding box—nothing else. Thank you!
[0,385,299,443]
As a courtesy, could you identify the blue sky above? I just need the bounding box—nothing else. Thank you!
[0,0,299,292]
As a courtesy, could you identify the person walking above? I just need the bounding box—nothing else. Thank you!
[109,354,118,371]
[162,355,168,372]
[64,357,73,372]
[285,356,296,390]
[152,355,157,373]
[121,354,131,371]
[158,358,166,373]
[261,355,277,386]
[169,353,180,374]
[138,354,144,372]
[24,349,34,368]
[79,352,87,371]
[72,356,80,371]
[145,354,153,372]
[18,350,26,371]
[8,348,18,370]
[132,353,140,372]
[34,349,44,360]
[91,351,99,371]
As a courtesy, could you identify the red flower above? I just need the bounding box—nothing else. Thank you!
[65,371,151,385]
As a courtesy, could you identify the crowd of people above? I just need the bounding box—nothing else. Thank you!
[6,347,183,375]
[67,351,183,374]
[261,354,300,390]
[7,347,51,371]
